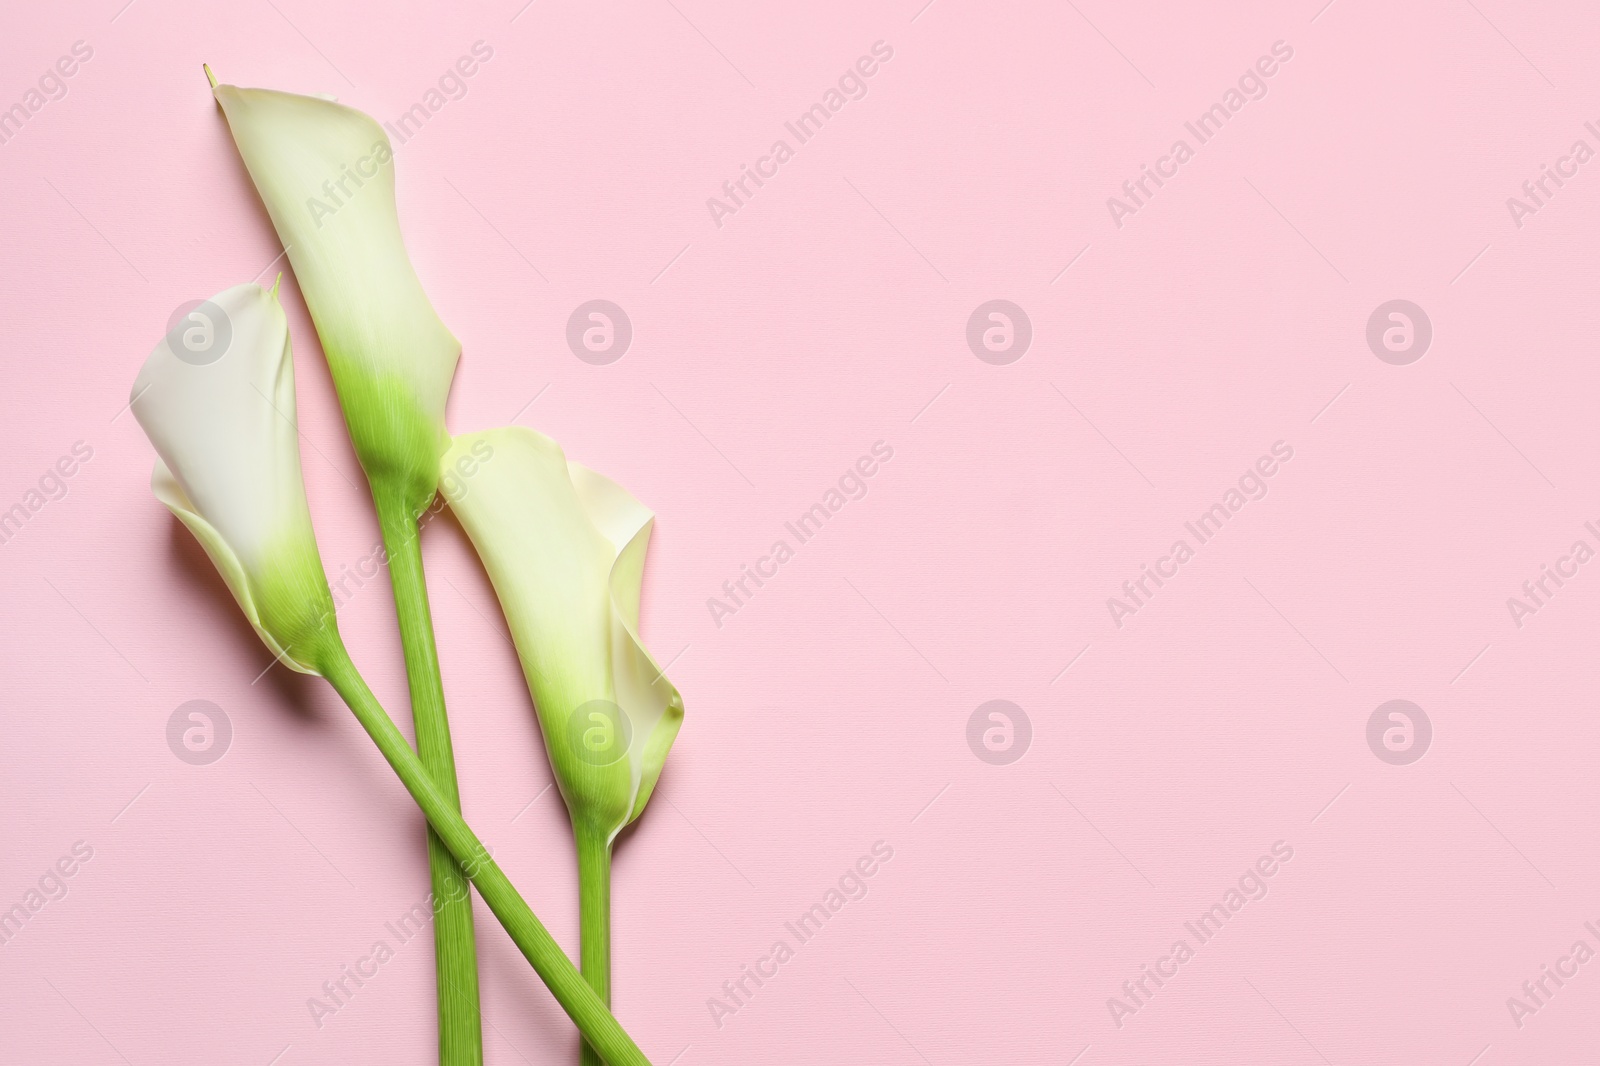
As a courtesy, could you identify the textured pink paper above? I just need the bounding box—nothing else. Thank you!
[4,1,1600,1063]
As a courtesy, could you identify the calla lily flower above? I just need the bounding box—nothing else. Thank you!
[441,427,684,840]
[442,427,682,1066]
[210,71,483,1061]
[130,283,656,1066]
[210,69,458,513]
[132,281,337,672]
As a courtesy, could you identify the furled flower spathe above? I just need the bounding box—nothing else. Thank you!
[209,68,459,516]
[442,428,683,839]
[132,281,339,673]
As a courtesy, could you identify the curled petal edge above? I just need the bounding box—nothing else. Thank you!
[572,463,685,827]
[153,460,317,675]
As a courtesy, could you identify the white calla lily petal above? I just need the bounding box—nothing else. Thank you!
[212,77,458,509]
[132,282,337,673]
[443,428,683,837]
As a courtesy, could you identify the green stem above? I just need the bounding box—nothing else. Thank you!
[320,648,653,1066]
[372,484,481,1066]
[576,826,613,1066]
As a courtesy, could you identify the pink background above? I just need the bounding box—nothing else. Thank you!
[5,0,1600,1062]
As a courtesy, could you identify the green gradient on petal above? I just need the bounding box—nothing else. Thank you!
[440,427,683,842]
[212,80,459,514]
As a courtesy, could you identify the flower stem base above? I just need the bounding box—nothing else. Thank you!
[373,483,481,1066]
[577,826,613,1066]
[320,648,653,1066]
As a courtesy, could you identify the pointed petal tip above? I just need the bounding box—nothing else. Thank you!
[203,63,217,89]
